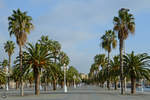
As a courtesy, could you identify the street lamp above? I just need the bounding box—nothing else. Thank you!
[73,75,76,88]
[5,67,8,91]
[63,64,67,93]
[141,79,144,92]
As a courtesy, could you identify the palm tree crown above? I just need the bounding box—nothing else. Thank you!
[8,8,33,46]
[4,41,15,57]
[101,30,117,53]
[113,8,135,40]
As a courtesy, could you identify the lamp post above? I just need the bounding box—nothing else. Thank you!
[5,67,8,91]
[141,79,144,92]
[124,77,127,92]
[73,75,76,88]
[64,64,67,93]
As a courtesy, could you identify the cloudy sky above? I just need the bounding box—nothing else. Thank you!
[0,0,150,73]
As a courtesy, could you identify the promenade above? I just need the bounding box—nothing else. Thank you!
[0,86,150,100]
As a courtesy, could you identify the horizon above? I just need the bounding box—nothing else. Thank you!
[0,0,150,74]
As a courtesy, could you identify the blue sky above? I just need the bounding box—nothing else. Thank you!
[0,0,150,73]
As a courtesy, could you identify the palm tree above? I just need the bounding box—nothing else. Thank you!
[59,51,69,66]
[11,65,21,90]
[4,40,15,87]
[26,71,34,88]
[101,30,117,89]
[113,8,135,94]
[0,68,6,85]
[50,41,61,90]
[58,51,69,87]
[24,43,51,95]
[2,59,8,73]
[4,41,15,73]
[94,54,106,69]
[41,66,53,91]
[124,51,150,94]
[67,66,79,87]
[12,52,34,90]
[98,65,109,87]
[110,56,120,90]
[89,63,99,84]
[1,59,8,90]
[8,9,33,96]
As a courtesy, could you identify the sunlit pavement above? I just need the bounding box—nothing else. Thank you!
[1,86,150,100]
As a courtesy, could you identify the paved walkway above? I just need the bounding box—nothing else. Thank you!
[1,86,150,100]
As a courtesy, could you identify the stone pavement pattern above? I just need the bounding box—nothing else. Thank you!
[1,86,150,100]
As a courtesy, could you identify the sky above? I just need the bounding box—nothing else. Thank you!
[0,0,150,73]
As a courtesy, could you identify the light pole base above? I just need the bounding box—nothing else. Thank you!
[64,85,67,93]
[6,83,8,91]
[74,84,76,88]
[141,87,144,92]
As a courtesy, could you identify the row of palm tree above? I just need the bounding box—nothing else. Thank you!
[89,8,150,94]
[89,52,150,94]
[0,8,80,96]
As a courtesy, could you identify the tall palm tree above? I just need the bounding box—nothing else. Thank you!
[4,41,15,74]
[8,8,34,96]
[113,8,135,94]
[124,51,150,94]
[4,41,15,87]
[101,30,117,89]
[25,43,51,95]
[24,43,51,95]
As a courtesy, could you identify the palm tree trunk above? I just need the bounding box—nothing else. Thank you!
[16,81,19,90]
[8,55,11,88]
[53,79,56,90]
[34,68,40,95]
[114,81,118,90]
[120,39,124,94]
[131,76,136,94]
[107,52,110,90]
[53,56,57,90]
[61,81,64,88]
[19,46,24,96]
[107,81,110,90]
[101,82,104,88]
[29,82,32,88]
